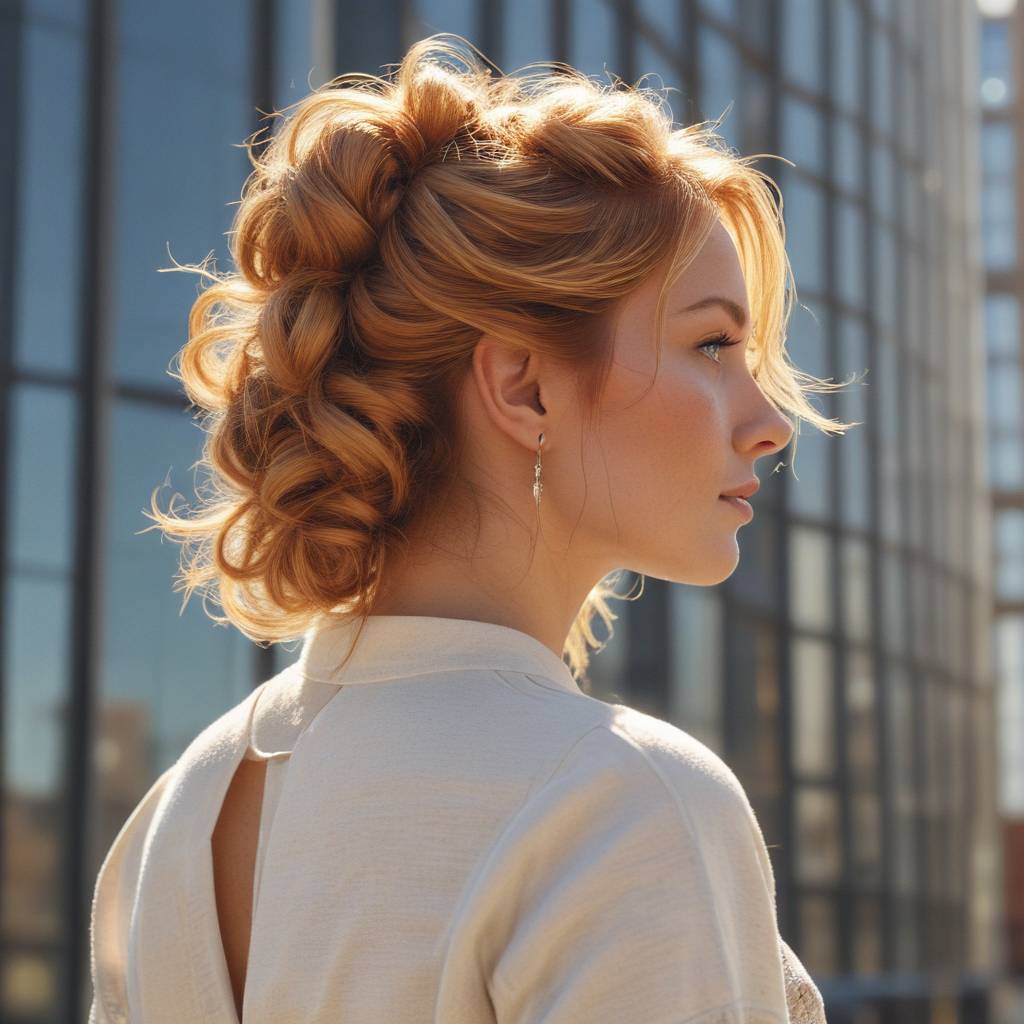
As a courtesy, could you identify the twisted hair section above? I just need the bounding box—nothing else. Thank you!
[144,33,856,692]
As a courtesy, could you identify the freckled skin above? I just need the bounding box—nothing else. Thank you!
[371,218,795,656]
[576,218,794,586]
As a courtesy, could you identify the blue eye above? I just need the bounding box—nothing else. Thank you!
[699,332,741,363]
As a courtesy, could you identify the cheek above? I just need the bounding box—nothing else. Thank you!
[604,371,723,491]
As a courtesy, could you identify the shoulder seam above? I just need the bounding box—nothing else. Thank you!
[595,723,749,1005]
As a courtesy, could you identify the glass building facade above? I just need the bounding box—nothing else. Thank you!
[0,0,1009,1021]
[978,0,1024,989]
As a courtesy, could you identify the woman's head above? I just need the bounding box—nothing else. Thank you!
[148,34,855,690]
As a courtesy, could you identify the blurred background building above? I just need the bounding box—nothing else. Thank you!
[0,0,1020,1021]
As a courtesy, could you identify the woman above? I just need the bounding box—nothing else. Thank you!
[89,34,852,1022]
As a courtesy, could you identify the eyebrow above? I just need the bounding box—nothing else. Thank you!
[670,296,749,330]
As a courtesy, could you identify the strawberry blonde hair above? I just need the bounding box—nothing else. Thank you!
[145,34,855,691]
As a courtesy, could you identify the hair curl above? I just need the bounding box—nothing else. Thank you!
[144,33,857,692]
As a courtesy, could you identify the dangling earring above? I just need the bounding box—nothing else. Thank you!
[532,431,545,509]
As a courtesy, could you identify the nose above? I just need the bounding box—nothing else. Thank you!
[736,386,795,461]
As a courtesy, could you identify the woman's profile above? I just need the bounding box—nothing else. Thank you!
[88,33,853,1023]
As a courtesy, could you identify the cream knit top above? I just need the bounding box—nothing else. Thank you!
[89,614,827,1022]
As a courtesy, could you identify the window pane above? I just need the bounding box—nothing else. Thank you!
[995,616,1024,815]
[832,115,864,196]
[503,0,552,68]
[8,386,77,573]
[981,18,1014,107]
[986,363,1024,434]
[796,787,842,884]
[781,0,822,92]
[985,294,1020,359]
[881,552,908,655]
[982,120,1015,177]
[1,573,73,1024]
[729,618,782,808]
[842,538,872,642]
[854,896,883,974]
[832,0,863,116]
[995,510,1024,602]
[781,94,825,178]
[13,24,88,374]
[983,179,1018,269]
[570,0,618,75]
[637,0,683,46]
[800,893,840,976]
[112,0,251,388]
[699,25,741,150]
[869,27,892,140]
[846,648,877,789]
[729,507,780,612]
[780,173,826,294]
[836,199,866,308]
[792,638,835,778]
[790,423,834,521]
[668,586,724,752]
[790,525,833,632]
[852,790,882,889]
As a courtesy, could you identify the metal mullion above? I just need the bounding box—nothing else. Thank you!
[64,0,116,1016]
[859,0,898,976]
[820,0,855,979]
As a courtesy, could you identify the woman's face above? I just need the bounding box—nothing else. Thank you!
[571,218,795,587]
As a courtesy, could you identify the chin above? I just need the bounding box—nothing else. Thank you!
[650,539,741,587]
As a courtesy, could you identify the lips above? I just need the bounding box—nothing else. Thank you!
[719,478,760,500]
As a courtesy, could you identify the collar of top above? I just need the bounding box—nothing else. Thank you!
[296,614,582,695]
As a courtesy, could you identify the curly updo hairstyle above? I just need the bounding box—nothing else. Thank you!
[146,34,855,691]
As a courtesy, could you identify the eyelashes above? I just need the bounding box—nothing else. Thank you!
[698,331,743,364]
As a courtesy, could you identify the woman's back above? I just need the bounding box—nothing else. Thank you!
[89,614,824,1023]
